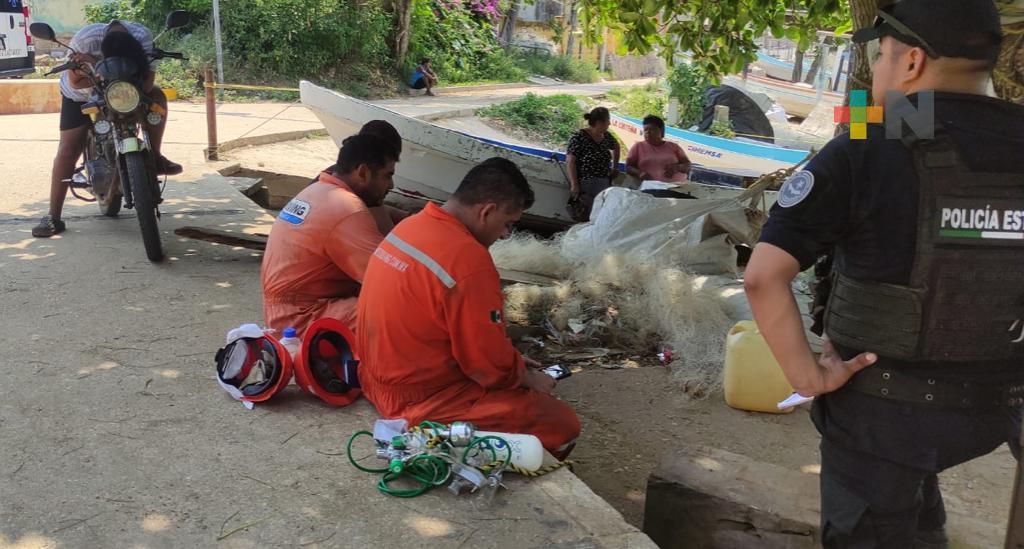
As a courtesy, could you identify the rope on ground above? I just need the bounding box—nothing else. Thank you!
[221,100,303,148]
[204,82,300,93]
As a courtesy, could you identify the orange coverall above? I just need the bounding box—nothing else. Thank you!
[357,203,580,455]
[261,172,383,336]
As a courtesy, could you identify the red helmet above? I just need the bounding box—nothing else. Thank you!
[216,329,293,406]
[294,318,362,407]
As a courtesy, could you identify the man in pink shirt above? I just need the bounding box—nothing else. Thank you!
[625,115,692,184]
[261,133,398,336]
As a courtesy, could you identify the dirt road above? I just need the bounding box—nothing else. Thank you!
[0,104,652,548]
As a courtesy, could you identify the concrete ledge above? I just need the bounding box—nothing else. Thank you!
[0,79,61,115]
[435,82,533,93]
[643,446,1004,549]
[209,128,328,160]
[419,108,479,122]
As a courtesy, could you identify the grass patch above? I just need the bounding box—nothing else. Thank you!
[604,83,668,120]
[477,93,585,147]
[513,52,600,83]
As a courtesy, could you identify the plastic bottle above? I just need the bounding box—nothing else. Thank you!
[279,327,301,361]
[722,320,795,414]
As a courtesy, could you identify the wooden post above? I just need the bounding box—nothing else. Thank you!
[204,67,218,161]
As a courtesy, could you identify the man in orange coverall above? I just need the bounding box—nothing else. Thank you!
[261,133,398,336]
[357,157,581,458]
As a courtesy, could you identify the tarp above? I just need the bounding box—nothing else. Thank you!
[698,85,776,144]
[560,186,768,276]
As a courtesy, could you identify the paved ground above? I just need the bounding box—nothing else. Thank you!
[211,92,1017,547]
[0,89,655,548]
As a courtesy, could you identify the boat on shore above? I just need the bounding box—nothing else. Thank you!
[300,81,793,228]
[301,80,579,230]
[610,113,810,175]
[753,52,814,81]
[724,73,844,119]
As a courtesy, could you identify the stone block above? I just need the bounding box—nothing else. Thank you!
[643,446,819,548]
[642,446,1005,549]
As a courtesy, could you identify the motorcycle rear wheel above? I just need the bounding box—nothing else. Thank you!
[124,152,164,262]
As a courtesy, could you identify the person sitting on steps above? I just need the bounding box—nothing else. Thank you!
[410,58,438,96]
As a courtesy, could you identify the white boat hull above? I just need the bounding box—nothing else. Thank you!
[301,81,576,226]
[724,74,843,118]
[301,81,788,226]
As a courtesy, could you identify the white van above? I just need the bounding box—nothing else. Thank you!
[0,0,34,78]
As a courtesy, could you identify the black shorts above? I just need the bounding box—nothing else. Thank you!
[411,78,427,90]
[59,94,91,131]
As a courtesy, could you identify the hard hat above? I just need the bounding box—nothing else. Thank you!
[294,317,362,407]
[215,325,293,407]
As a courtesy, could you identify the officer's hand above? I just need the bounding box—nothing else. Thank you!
[522,368,556,394]
[811,339,877,396]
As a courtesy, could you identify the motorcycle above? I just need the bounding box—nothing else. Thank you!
[30,11,190,262]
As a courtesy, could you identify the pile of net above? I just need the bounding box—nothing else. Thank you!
[491,186,772,396]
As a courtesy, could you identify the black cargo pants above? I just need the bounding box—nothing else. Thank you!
[812,385,1022,548]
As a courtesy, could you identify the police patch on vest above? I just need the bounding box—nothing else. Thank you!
[490,310,503,323]
[279,199,311,225]
[936,198,1024,246]
[777,171,815,208]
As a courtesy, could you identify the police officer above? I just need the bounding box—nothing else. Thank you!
[744,0,1024,547]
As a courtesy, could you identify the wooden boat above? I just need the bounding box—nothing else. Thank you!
[301,80,577,230]
[610,112,810,175]
[300,81,797,228]
[724,73,844,118]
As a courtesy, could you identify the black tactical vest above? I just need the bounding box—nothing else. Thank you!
[824,125,1024,362]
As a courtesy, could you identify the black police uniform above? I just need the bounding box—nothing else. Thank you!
[759,92,1024,547]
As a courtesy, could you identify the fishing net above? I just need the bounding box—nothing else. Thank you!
[494,235,735,397]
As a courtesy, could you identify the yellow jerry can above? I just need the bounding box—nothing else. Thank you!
[723,321,796,414]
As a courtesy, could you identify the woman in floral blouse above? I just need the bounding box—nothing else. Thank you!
[565,107,620,220]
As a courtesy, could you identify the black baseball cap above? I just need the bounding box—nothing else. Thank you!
[852,0,1003,62]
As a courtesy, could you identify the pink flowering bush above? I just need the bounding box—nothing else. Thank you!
[467,0,502,20]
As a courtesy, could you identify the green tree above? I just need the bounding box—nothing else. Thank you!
[665,63,710,127]
[576,0,854,81]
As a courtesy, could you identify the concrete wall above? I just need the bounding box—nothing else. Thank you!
[607,52,666,80]
[518,0,562,23]
[0,79,61,114]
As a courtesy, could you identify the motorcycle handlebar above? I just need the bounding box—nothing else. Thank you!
[46,61,77,76]
[152,49,188,61]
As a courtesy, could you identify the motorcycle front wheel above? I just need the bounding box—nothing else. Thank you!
[124,152,164,262]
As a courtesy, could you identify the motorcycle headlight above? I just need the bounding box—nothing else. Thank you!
[106,81,141,114]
